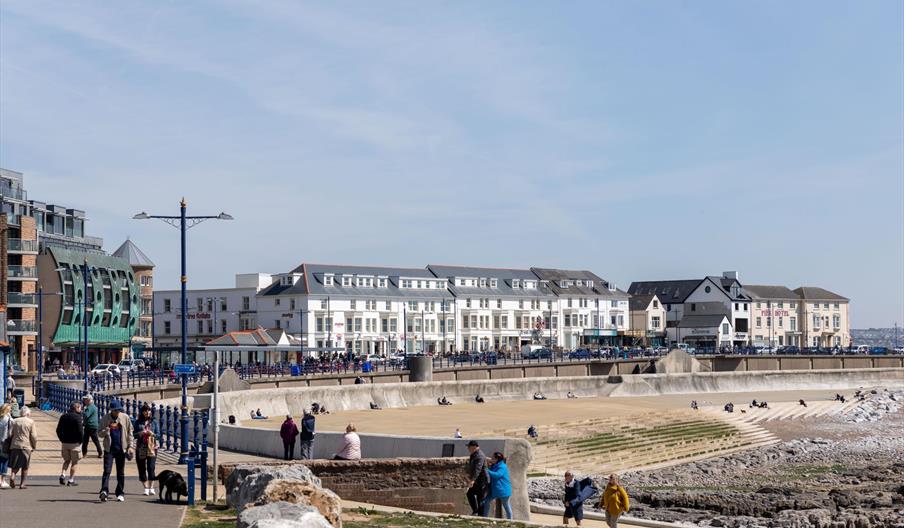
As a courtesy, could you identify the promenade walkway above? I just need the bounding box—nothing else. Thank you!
[0,410,269,528]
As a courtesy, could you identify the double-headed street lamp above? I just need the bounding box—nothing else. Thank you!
[134,199,232,463]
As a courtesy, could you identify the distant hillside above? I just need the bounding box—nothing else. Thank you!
[851,328,902,347]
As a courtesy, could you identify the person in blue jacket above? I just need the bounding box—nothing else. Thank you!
[482,451,513,519]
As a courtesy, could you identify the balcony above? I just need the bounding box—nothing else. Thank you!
[8,265,38,280]
[7,292,37,306]
[7,238,39,254]
[7,319,37,335]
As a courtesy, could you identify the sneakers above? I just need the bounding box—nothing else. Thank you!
[67,480,78,487]
[59,476,66,486]
[149,488,156,496]
[116,495,125,502]
[0,481,10,489]
[143,488,150,496]
[100,491,108,502]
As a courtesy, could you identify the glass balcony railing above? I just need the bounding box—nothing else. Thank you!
[7,265,38,278]
[7,319,37,333]
[7,292,37,305]
[7,238,39,252]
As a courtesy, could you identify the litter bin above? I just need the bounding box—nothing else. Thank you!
[13,388,25,410]
[290,365,301,376]
[362,361,372,373]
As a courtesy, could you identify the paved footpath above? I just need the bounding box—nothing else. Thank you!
[1,409,270,528]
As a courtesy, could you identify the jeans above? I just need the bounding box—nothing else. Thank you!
[482,496,513,519]
[82,427,101,456]
[605,511,622,528]
[283,441,295,461]
[466,478,488,514]
[0,455,8,475]
[136,456,156,483]
[101,451,126,496]
[299,440,313,460]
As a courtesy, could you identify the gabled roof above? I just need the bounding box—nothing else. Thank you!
[628,280,702,304]
[793,287,849,301]
[530,268,628,299]
[629,294,656,311]
[744,285,799,300]
[206,328,278,346]
[112,239,155,268]
[704,276,752,301]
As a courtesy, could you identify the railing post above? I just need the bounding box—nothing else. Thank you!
[200,410,208,502]
[187,455,196,506]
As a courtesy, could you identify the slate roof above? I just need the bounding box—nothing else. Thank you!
[677,314,730,328]
[628,280,702,304]
[530,268,629,299]
[427,264,555,299]
[744,285,799,300]
[629,294,656,311]
[206,328,277,346]
[260,263,452,299]
[112,239,155,268]
[704,276,752,301]
[793,287,849,301]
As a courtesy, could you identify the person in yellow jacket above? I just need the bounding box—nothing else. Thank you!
[600,473,630,528]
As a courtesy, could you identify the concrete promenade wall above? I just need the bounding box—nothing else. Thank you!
[216,425,532,520]
[96,354,904,403]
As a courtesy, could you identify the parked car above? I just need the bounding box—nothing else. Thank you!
[868,347,889,355]
[568,348,593,360]
[117,358,145,373]
[364,354,384,364]
[91,363,120,378]
[524,347,552,360]
[778,345,801,354]
[854,345,870,354]
[674,343,697,355]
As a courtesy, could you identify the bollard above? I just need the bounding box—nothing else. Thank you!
[200,410,209,501]
[186,455,196,506]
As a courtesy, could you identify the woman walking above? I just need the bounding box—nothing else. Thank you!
[600,473,630,528]
[279,415,299,461]
[8,406,37,489]
[482,452,513,519]
[133,405,159,496]
[0,403,12,488]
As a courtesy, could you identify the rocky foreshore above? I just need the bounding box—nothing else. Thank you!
[529,389,904,528]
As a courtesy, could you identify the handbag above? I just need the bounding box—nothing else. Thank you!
[139,434,157,458]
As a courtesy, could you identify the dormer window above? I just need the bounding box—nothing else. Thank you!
[324,275,334,286]
[479,278,487,288]
[587,281,594,288]
[377,278,387,288]
[490,279,498,288]
[342,276,352,287]
[400,279,412,288]
[512,279,520,288]
[575,280,583,287]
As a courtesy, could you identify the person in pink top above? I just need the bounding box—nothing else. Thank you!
[333,424,361,460]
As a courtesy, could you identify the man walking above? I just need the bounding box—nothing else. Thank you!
[97,400,134,502]
[279,415,299,461]
[81,395,101,458]
[56,401,84,486]
[299,407,316,460]
[563,471,584,526]
[465,440,489,516]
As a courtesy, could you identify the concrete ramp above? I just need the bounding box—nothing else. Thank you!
[197,368,251,394]
[654,350,711,374]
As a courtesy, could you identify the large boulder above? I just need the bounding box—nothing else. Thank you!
[253,479,342,528]
[227,465,321,509]
[237,502,331,528]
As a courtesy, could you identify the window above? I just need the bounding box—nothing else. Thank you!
[490,279,497,288]
[778,317,783,328]
[744,303,748,310]
[833,303,840,310]
[221,298,227,311]
[385,301,391,310]
[519,300,524,309]
[651,316,660,329]
[766,317,771,328]
[652,299,659,308]
[466,298,472,308]
[290,298,296,310]
[320,299,327,309]
[350,299,356,310]
[756,302,761,309]
[207,320,213,334]
[617,315,624,327]
[610,300,617,308]
[777,302,783,308]
[164,321,171,334]
[512,279,520,288]
[479,278,487,288]
[497,299,502,309]
[756,317,762,328]
[324,275,334,286]
[722,323,730,334]
[164,299,171,313]
[833,315,840,328]
[342,276,352,287]
[275,319,281,329]
[241,296,250,311]
[734,303,739,311]
[812,314,820,328]
[691,303,696,311]
[382,319,388,332]
[275,298,281,306]
[316,317,324,332]
[408,301,418,311]
[812,303,819,310]
[346,317,353,330]
[197,297,203,311]
[823,303,829,309]
[197,320,203,334]
[551,316,558,329]
[790,317,797,331]
[378,278,386,288]
[390,319,397,332]
[500,315,508,329]
[790,302,796,309]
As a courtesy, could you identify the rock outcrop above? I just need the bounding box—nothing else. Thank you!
[237,501,332,528]
[226,465,339,527]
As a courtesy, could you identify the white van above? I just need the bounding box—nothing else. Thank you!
[854,345,869,354]
[520,344,544,358]
[117,358,145,373]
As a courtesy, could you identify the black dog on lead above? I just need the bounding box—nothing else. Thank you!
[156,470,188,504]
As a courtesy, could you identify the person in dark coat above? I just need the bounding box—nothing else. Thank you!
[279,415,299,460]
[465,440,488,516]
[55,401,84,486]
[299,408,316,459]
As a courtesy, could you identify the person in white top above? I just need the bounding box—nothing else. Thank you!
[333,424,361,460]
[454,428,462,439]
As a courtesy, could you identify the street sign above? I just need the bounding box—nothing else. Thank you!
[174,364,196,374]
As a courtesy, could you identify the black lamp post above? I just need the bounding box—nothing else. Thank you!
[133,200,232,463]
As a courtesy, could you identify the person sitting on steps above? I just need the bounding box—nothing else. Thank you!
[475,394,485,403]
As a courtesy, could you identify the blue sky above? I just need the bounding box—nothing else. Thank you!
[1,1,902,327]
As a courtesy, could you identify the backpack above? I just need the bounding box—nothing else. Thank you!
[577,477,599,502]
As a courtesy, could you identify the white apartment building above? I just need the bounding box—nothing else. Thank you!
[530,268,631,349]
[257,264,454,356]
[427,265,560,353]
[743,285,802,347]
[152,273,271,349]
